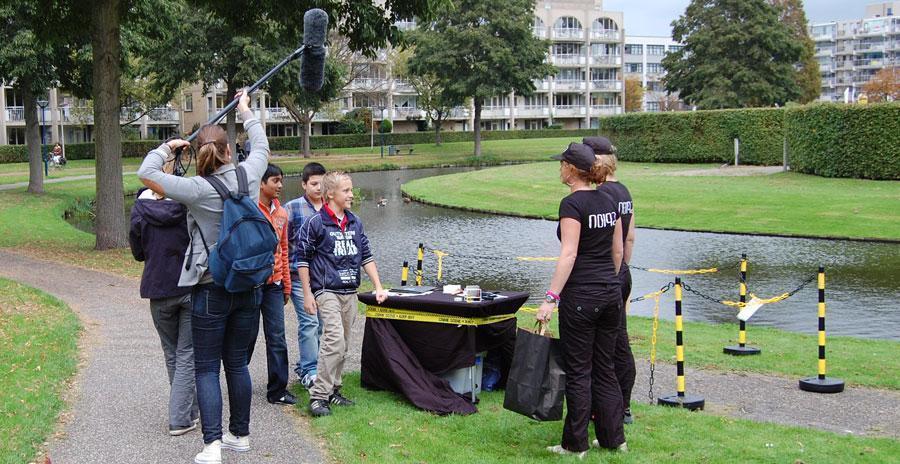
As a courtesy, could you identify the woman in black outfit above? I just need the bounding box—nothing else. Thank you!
[585,136,637,425]
[537,142,626,457]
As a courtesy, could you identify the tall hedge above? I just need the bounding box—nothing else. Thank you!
[786,103,899,180]
[600,107,785,165]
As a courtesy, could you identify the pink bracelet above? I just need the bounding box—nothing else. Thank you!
[545,290,560,302]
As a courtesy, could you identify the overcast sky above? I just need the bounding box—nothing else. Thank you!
[603,0,879,36]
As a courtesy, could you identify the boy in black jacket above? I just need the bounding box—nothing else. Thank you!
[297,171,387,417]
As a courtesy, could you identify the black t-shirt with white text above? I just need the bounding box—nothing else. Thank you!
[556,190,619,288]
[598,181,633,247]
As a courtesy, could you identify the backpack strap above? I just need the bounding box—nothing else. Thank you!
[204,174,232,201]
[235,164,250,197]
[184,212,212,271]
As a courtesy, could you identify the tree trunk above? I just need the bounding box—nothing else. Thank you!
[225,82,237,164]
[473,98,483,157]
[91,0,127,249]
[21,85,44,194]
[302,115,312,157]
[434,111,443,146]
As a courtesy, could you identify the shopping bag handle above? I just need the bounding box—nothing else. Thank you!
[533,320,549,337]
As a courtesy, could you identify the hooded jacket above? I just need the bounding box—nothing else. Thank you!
[129,188,192,299]
[296,206,374,297]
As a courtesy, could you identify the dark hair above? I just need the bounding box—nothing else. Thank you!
[302,162,326,183]
[195,125,229,176]
[263,163,283,182]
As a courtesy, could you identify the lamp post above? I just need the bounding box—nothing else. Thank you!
[36,98,49,177]
[379,107,387,158]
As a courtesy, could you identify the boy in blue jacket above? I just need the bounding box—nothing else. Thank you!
[297,171,387,417]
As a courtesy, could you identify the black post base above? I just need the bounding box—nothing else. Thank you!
[723,345,761,356]
[657,394,705,411]
[799,376,845,393]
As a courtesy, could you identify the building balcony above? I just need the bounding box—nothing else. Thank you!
[481,107,511,119]
[854,58,885,68]
[5,106,24,122]
[553,80,587,91]
[591,80,622,91]
[590,55,622,66]
[591,105,622,115]
[835,61,855,70]
[394,107,424,119]
[589,29,620,42]
[347,78,389,90]
[393,79,416,93]
[856,43,886,52]
[814,48,834,57]
[532,79,551,91]
[819,64,834,73]
[516,107,550,118]
[552,28,584,40]
[835,44,856,55]
[147,108,179,122]
[550,55,586,66]
[822,78,836,87]
[533,27,547,39]
[812,32,835,42]
[853,74,875,85]
[448,107,469,119]
[265,107,292,122]
[553,106,587,117]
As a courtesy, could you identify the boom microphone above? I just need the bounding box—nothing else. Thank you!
[300,8,328,92]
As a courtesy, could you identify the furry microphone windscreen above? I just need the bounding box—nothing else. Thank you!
[300,9,328,92]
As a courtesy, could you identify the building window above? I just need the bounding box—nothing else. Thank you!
[591,43,620,56]
[554,93,581,107]
[625,44,642,55]
[647,81,664,92]
[352,93,385,108]
[592,17,618,31]
[183,94,193,112]
[524,119,544,130]
[554,16,582,30]
[646,102,661,112]
[647,45,666,56]
[647,63,664,74]
[6,127,26,145]
[522,95,547,107]
[626,63,642,73]
[556,68,583,81]
[668,45,684,53]
[591,68,618,81]
[266,124,298,137]
[553,43,582,56]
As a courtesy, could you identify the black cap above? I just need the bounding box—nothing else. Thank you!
[582,136,615,155]
[551,143,596,172]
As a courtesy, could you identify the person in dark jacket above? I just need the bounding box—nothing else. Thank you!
[129,182,198,437]
[296,170,388,417]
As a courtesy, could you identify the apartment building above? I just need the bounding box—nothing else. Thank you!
[622,35,685,111]
[0,85,180,146]
[810,1,900,102]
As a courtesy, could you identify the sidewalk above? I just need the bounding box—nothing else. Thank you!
[0,250,326,464]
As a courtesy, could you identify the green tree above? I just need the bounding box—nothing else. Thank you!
[624,78,644,112]
[662,0,803,109]
[395,45,462,145]
[769,0,820,103]
[407,0,554,156]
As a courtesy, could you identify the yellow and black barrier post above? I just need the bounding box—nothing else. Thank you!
[415,243,424,286]
[799,266,845,393]
[400,261,409,286]
[658,277,705,410]
[724,253,761,355]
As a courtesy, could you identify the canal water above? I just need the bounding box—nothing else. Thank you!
[75,167,900,340]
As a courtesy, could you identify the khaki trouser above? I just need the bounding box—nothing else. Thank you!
[309,292,358,401]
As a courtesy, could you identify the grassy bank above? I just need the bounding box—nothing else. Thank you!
[294,372,898,464]
[0,278,81,463]
[402,162,900,241]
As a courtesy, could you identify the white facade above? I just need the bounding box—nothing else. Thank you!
[622,35,685,111]
[809,1,900,102]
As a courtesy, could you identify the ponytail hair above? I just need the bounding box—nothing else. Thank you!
[591,154,617,183]
[195,125,229,177]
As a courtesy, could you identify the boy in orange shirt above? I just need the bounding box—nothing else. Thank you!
[250,163,296,405]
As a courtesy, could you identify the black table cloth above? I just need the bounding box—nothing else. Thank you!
[359,291,528,415]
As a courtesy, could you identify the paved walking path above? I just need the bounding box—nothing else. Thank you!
[0,250,326,464]
[2,249,898,464]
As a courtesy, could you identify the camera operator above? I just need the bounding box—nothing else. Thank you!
[137,88,270,464]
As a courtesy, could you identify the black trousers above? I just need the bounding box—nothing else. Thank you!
[559,285,626,452]
[614,268,637,409]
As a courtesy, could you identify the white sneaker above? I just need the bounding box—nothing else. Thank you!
[592,439,628,452]
[221,431,250,452]
[194,440,221,464]
[546,444,587,459]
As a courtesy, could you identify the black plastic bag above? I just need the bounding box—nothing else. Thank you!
[503,326,565,421]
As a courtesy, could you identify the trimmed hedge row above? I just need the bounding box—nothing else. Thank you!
[600,107,785,165]
[0,141,162,163]
[786,103,899,180]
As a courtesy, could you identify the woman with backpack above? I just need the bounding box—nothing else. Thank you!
[137,89,269,464]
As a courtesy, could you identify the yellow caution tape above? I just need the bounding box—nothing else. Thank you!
[646,267,718,275]
[649,293,662,365]
[365,305,517,326]
[722,292,792,308]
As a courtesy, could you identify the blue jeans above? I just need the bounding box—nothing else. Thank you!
[290,275,322,378]
[248,283,290,401]
[191,283,261,444]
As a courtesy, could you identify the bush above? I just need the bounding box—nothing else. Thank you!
[601,108,785,165]
[786,103,899,180]
[380,119,393,134]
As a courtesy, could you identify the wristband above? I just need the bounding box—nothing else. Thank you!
[545,290,560,302]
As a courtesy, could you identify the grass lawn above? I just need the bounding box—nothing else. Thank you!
[0,278,80,463]
[293,372,899,464]
[401,162,900,241]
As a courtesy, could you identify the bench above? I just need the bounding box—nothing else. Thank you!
[388,144,415,156]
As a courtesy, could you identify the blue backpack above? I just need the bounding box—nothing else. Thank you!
[198,165,279,292]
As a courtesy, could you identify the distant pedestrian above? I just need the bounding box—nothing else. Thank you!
[536,142,626,457]
[248,163,296,406]
[128,155,198,437]
[585,136,636,425]
[284,162,327,390]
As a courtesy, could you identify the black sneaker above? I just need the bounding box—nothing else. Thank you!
[269,391,297,406]
[309,398,331,417]
[329,388,355,406]
[624,408,634,425]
